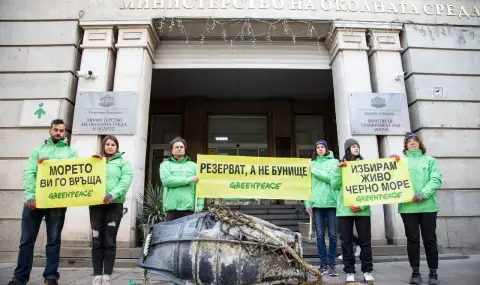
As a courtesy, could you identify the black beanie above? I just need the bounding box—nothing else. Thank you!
[344,138,359,151]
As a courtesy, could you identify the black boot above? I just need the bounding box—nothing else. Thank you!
[409,272,423,284]
[428,273,439,285]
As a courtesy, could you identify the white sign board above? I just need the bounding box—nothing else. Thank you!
[72,91,138,135]
[19,100,61,127]
[348,93,411,135]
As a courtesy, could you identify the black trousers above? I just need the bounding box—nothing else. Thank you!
[338,216,373,274]
[401,212,438,270]
[89,204,123,276]
[166,210,194,222]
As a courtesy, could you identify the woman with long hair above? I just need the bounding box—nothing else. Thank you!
[90,135,133,285]
[397,132,442,285]
[335,138,374,283]
[304,140,340,276]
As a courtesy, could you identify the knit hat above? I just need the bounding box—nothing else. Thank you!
[344,138,359,151]
[315,140,328,149]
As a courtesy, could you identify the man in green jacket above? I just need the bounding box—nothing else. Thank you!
[160,137,204,222]
[398,132,442,285]
[9,119,78,285]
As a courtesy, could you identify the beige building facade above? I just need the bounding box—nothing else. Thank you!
[0,0,479,261]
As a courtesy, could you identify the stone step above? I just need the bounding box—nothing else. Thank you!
[58,244,428,259]
[231,204,303,210]
[304,253,470,265]
[32,253,469,268]
[302,244,430,257]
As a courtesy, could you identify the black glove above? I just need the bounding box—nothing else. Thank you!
[104,194,114,204]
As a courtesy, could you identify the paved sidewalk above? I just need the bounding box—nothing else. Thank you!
[1,255,479,284]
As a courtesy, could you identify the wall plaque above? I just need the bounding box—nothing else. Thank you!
[72,91,138,135]
[348,93,410,135]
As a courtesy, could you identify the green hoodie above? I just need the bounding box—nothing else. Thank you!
[398,150,442,214]
[160,156,204,212]
[23,137,78,201]
[334,158,371,217]
[105,152,133,204]
[305,151,339,209]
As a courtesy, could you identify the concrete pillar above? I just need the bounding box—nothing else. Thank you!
[368,26,410,245]
[113,24,159,247]
[63,25,117,245]
[326,23,385,244]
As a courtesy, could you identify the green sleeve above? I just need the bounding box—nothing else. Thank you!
[331,166,342,191]
[310,168,330,183]
[304,200,312,209]
[69,148,78,158]
[196,198,205,212]
[110,159,134,199]
[23,148,40,201]
[420,158,443,199]
[360,206,369,212]
[159,162,191,187]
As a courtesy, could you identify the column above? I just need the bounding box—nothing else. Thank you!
[326,23,385,244]
[368,26,409,245]
[113,24,159,247]
[63,25,117,245]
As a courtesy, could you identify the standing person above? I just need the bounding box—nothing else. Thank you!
[304,140,340,276]
[90,135,133,285]
[8,119,78,285]
[335,138,374,283]
[160,137,204,222]
[397,132,442,285]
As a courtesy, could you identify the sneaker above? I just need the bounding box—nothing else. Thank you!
[328,265,338,276]
[338,254,343,260]
[8,281,21,285]
[45,280,58,285]
[364,272,375,281]
[409,272,423,284]
[355,245,361,257]
[320,264,329,275]
[428,273,439,285]
[102,275,112,285]
[93,275,103,285]
[346,273,355,282]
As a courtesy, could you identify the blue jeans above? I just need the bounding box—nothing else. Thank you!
[12,206,67,285]
[313,208,338,266]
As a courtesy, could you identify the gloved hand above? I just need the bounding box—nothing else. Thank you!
[389,154,401,162]
[350,205,361,213]
[104,194,114,204]
[38,157,49,164]
[25,199,36,210]
[306,208,313,216]
[92,154,103,159]
[412,193,425,202]
[338,162,347,168]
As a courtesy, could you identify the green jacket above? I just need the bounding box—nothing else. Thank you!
[23,137,78,201]
[160,156,204,212]
[305,151,339,209]
[398,150,442,214]
[105,152,133,204]
[334,158,371,217]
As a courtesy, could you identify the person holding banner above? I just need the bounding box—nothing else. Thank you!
[89,135,133,285]
[160,137,204,222]
[304,140,340,276]
[397,132,442,285]
[9,119,78,285]
[336,138,374,283]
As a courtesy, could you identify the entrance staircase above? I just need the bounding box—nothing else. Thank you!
[33,204,468,268]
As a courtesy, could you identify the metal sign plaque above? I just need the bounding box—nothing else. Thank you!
[72,91,138,135]
[348,93,410,135]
